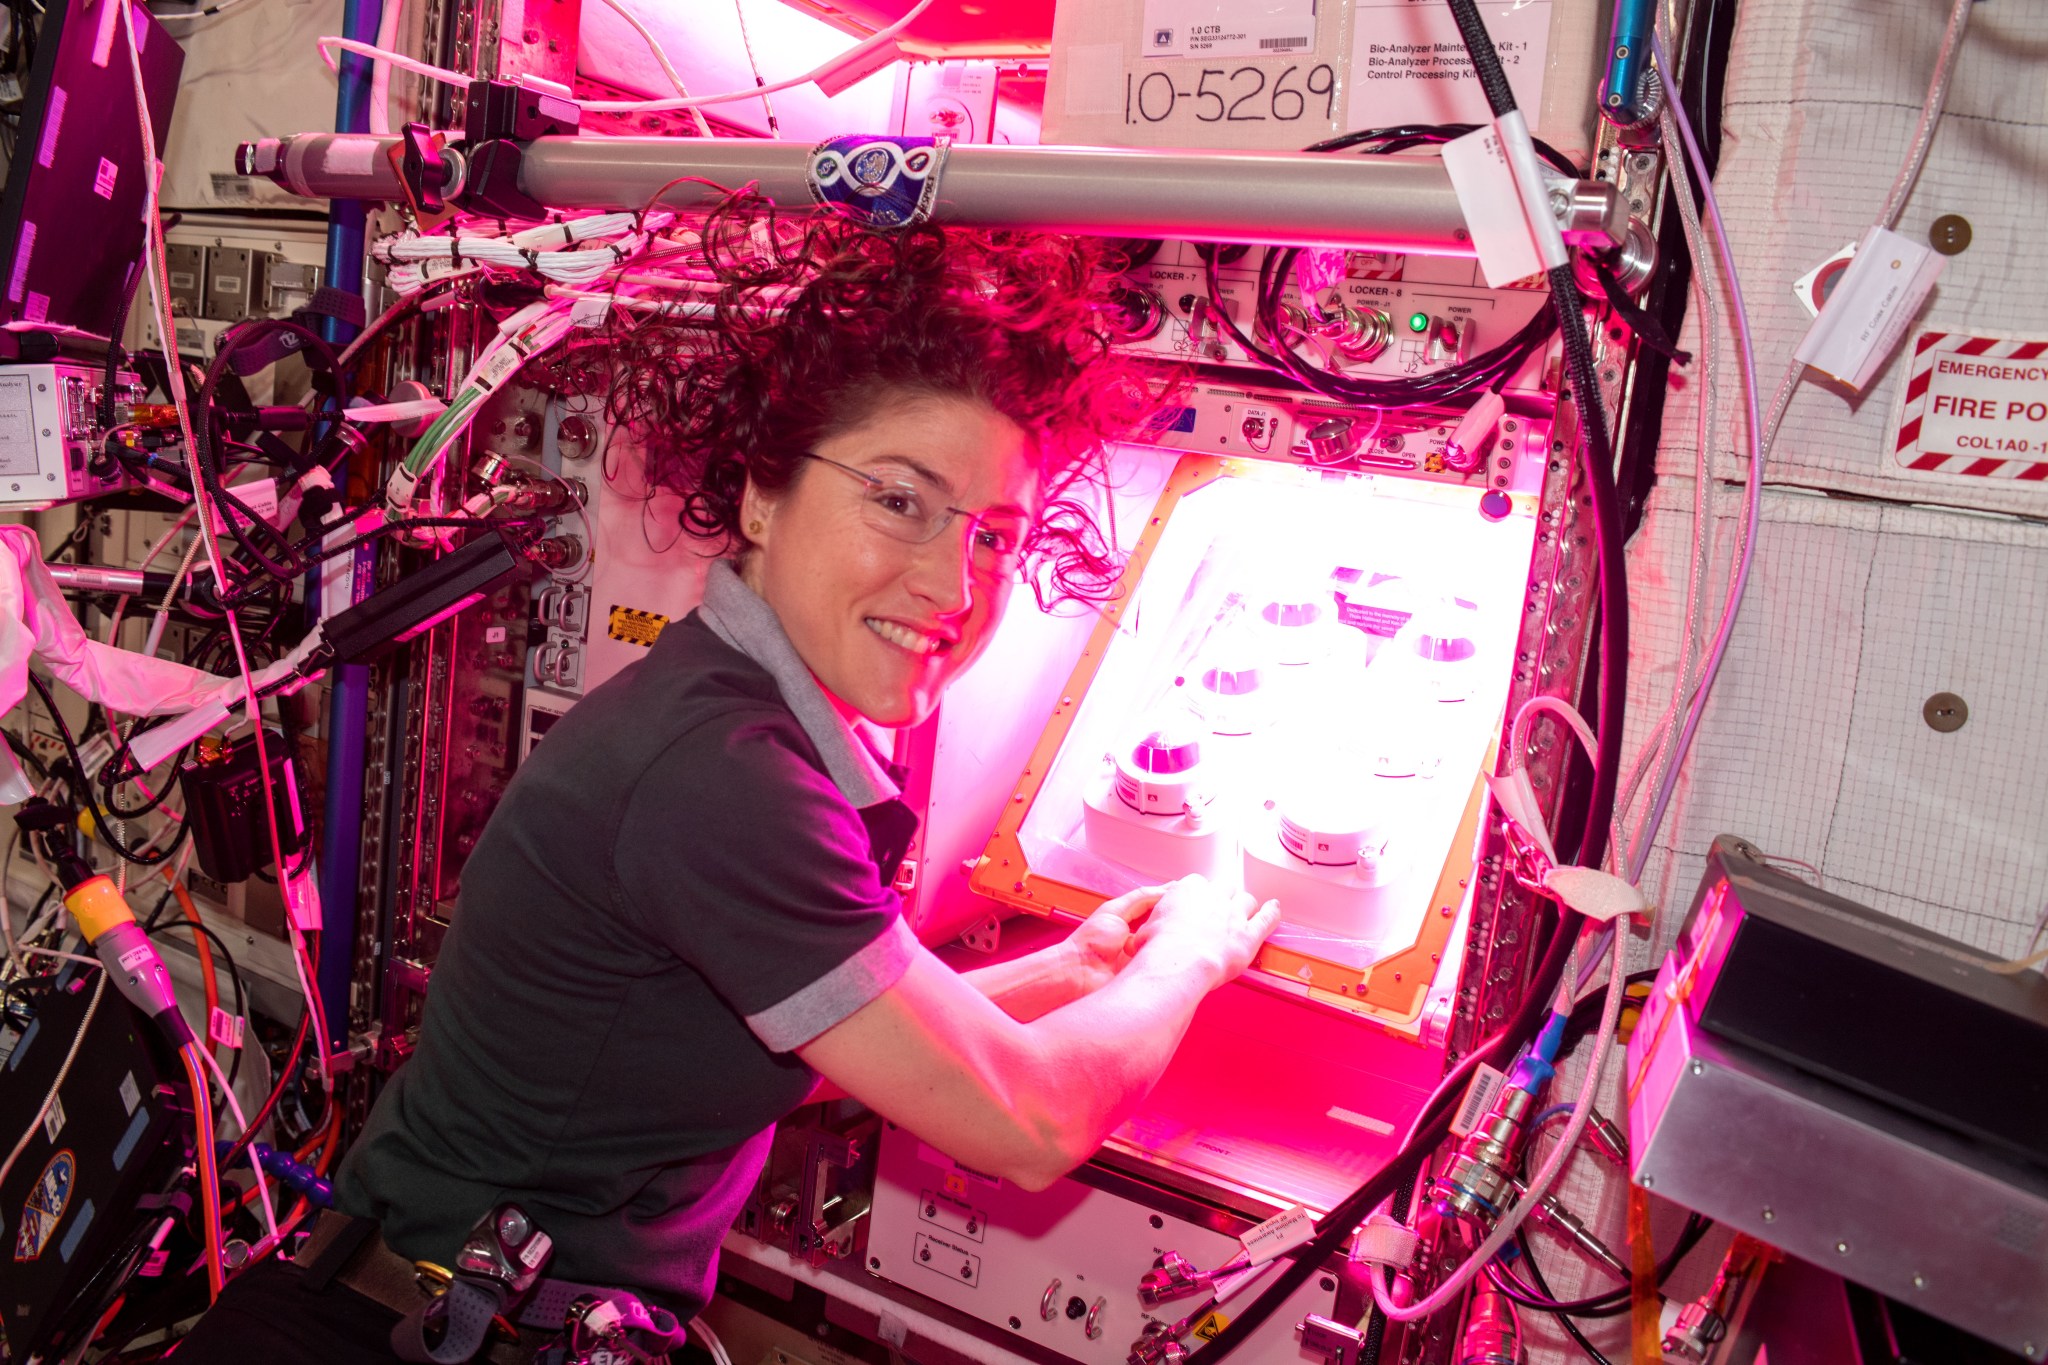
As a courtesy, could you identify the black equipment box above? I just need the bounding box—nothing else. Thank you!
[1680,836,2048,1169]
[0,965,189,1360]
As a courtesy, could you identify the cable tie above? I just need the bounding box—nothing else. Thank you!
[522,249,541,270]
[449,237,464,267]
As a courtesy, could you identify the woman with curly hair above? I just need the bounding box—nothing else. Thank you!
[175,196,1279,1363]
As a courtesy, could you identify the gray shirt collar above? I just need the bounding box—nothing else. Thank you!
[698,560,900,808]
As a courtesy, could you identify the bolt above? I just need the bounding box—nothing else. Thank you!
[1009,1317,1022,1330]
[1761,1207,1775,1222]
[1836,1240,1850,1255]
[1912,1274,1926,1290]
[1149,1215,1164,1229]
[961,1266,973,1279]
[1690,1060,1704,1076]
[1640,1174,1655,1188]
[870,1257,882,1269]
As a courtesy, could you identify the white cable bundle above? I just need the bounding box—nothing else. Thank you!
[374,211,678,295]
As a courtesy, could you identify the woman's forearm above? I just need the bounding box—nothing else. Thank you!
[961,941,1090,1022]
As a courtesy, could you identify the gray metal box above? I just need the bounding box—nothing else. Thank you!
[203,245,253,321]
[1628,957,2048,1358]
[165,242,206,317]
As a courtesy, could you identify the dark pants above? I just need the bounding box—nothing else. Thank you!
[173,1254,405,1363]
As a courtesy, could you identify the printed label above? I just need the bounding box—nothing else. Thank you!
[606,605,669,648]
[92,157,117,200]
[42,1094,64,1142]
[1441,121,1548,288]
[912,1230,980,1287]
[1348,2,1550,133]
[1122,60,1339,130]
[1794,225,1942,392]
[1141,0,1316,60]
[118,1071,141,1115]
[1889,330,2048,483]
[208,1006,244,1051]
[1450,1062,1508,1138]
[1240,1203,1314,1264]
[117,944,156,975]
[35,87,65,169]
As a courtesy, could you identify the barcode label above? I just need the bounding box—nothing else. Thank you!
[208,1006,244,1051]
[1258,36,1310,49]
[1450,1063,1508,1138]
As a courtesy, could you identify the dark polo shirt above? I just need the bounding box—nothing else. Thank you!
[335,561,918,1314]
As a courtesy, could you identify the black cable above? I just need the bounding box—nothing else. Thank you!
[1190,906,1584,1365]
[1503,1229,1614,1364]
[1489,1212,1712,1318]
[1439,0,1628,873]
[143,916,248,1088]
[27,672,180,866]
[190,319,347,596]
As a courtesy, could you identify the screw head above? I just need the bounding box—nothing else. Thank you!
[1912,1274,1926,1289]
[1836,1240,1851,1255]
[870,1257,882,1269]
[1762,1207,1776,1222]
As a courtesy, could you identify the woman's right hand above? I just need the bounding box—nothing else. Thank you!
[1129,874,1281,989]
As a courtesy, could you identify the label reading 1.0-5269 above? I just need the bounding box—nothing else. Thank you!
[1125,64,1337,125]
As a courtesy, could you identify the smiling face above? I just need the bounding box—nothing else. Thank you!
[739,390,1040,728]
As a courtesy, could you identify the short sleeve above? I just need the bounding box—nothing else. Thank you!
[612,706,914,1052]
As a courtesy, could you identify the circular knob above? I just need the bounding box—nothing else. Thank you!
[1306,417,1355,465]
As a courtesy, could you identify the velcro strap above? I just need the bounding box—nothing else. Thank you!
[1353,1214,1422,1270]
[391,1277,507,1364]
[227,325,317,377]
[1540,865,1648,925]
[303,286,367,329]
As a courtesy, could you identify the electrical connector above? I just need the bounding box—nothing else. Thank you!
[1444,390,1507,473]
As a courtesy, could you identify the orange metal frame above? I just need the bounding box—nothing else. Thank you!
[968,453,1488,1026]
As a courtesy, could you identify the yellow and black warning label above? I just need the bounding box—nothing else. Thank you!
[607,605,669,648]
[1191,1312,1230,1342]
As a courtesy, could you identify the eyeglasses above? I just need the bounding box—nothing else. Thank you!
[801,453,1031,578]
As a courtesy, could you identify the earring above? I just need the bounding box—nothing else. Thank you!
[747,520,763,535]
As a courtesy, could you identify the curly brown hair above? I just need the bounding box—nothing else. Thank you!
[593,187,1163,606]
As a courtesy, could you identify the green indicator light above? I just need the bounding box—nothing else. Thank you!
[1407,311,1431,334]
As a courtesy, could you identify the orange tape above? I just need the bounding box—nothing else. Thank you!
[1629,1184,1660,1363]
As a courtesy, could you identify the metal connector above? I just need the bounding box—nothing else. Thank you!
[1436,1086,1534,1223]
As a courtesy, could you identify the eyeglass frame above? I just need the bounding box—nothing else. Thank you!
[797,452,1034,578]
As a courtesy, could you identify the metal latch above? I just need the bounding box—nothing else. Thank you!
[1297,1314,1364,1365]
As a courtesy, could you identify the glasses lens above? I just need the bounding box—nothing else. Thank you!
[970,515,1030,572]
[858,479,941,544]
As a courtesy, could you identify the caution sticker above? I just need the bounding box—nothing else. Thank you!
[1191,1311,1230,1341]
[1889,329,2048,483]
[606,605,669,648]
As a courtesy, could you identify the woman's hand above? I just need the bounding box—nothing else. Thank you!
[1061,884,1167,995]
[1128,874,1281,989]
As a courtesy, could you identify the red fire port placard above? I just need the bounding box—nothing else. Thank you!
[1890,329,2048,483]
